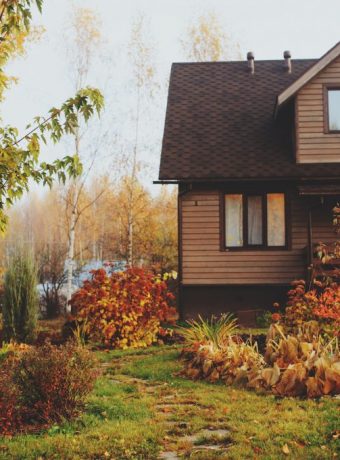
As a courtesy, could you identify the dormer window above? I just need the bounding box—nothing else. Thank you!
[325,87,340,132]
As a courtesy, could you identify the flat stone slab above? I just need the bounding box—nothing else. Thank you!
[182,428,231,445]
[158,451,180,460]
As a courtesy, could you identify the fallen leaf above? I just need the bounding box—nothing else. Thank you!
[282,443,290,455]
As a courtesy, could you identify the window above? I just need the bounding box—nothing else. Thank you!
[327,89,340,132]
[224,193,286,249]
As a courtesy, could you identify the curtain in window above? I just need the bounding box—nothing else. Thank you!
[225,194,243,247]
[248,196,263,245]
[267,193,285,246]
[328,90,340,130]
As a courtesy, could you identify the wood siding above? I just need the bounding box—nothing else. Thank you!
[296,56,340,163]
[181,190,336,285]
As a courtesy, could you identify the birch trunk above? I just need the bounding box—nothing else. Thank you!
[66,188,77,312]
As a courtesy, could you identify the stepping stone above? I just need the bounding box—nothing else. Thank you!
[192,444,229,451]
[158,452,180,460]
[181,429,232,446]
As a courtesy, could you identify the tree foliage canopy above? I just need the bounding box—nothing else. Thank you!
[0,0,104,232]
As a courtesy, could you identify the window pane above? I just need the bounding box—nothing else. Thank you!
[267,193,285,246]
[248,196,263,245]
[225,194,243,247]
[328,90,340,130]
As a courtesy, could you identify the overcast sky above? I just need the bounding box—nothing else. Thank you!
[3,0,340,194]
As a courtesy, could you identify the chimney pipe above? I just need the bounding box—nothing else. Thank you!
[284,50,292,73]
[247,51,255,74]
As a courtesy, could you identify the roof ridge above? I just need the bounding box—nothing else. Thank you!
[171,59,318,66]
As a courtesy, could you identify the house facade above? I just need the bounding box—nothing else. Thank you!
[157,43,340,322]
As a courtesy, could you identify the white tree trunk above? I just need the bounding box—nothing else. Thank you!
[66,193,77,312]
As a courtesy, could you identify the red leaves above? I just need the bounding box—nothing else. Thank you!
[70,268,176,349]
[283,280,340,335]
[0,343,97,436]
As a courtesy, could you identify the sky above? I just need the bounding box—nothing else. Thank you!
[3,0,340,196]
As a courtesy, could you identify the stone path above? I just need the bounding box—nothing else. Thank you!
[99,361,232,459]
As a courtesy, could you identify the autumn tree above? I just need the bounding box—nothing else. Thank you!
[181,12,241,62]
[0,1,104,234]
[62,7,106,306]
[124,13,159,266]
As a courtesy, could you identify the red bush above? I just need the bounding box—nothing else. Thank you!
[70,267,176,349]
[283,280,340,335]
[0,356,24,436]
[0,342,97,435]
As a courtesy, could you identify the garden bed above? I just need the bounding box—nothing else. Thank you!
[0,345,339,459]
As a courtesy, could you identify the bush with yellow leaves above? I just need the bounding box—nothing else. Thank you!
[70,267,176,349]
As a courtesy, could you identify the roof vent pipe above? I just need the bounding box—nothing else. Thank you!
[284,50,292,73]
[247,51,255,74]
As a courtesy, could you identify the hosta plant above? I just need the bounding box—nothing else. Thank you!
[70,267,176,349]
[250,324,340,397]
[179,315,264,385]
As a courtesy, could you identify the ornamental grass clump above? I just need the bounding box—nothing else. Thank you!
[2,251,38,343]
[70,267,176,349]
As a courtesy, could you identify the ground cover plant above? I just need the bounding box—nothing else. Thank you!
[70,267,176,349]
[0,345,338,459]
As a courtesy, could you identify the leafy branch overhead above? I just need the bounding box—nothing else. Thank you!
[0,0,104,232]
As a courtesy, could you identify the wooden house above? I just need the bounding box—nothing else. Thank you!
[157,43,340,323]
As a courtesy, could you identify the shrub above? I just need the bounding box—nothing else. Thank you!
[70,267,176,349]
[0,342,97,435]
[283,279,340,336]
[0,356,23,436]
[2,251,38,343]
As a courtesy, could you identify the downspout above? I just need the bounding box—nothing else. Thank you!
[177,183,192,321]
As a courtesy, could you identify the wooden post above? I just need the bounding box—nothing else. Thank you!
[307,207,313,285]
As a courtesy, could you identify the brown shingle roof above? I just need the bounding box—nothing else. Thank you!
[159,59,340,180]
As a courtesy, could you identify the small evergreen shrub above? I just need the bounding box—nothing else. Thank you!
[2,251,38,343]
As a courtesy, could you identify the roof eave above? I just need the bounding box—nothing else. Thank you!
[276,41,340,110]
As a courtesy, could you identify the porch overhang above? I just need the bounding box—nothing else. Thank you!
[298,184,340,196]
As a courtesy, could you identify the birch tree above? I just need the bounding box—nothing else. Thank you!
[125,13,158,266]
[63,7,105,308]
[181,12,241,62]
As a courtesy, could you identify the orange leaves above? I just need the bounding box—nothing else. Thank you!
[70,267,176,349]
[283,280,340,336]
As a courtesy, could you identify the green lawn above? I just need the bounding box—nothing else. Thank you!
[0,345,339,459]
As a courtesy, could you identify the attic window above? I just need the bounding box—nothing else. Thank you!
[326,88,340,132]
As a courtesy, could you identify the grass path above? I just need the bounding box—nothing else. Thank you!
[0,345,339,459]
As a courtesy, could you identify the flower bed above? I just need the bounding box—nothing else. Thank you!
[179,315,340,399]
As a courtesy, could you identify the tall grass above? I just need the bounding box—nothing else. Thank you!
[179,313,238,349]
[3,250,38,343]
